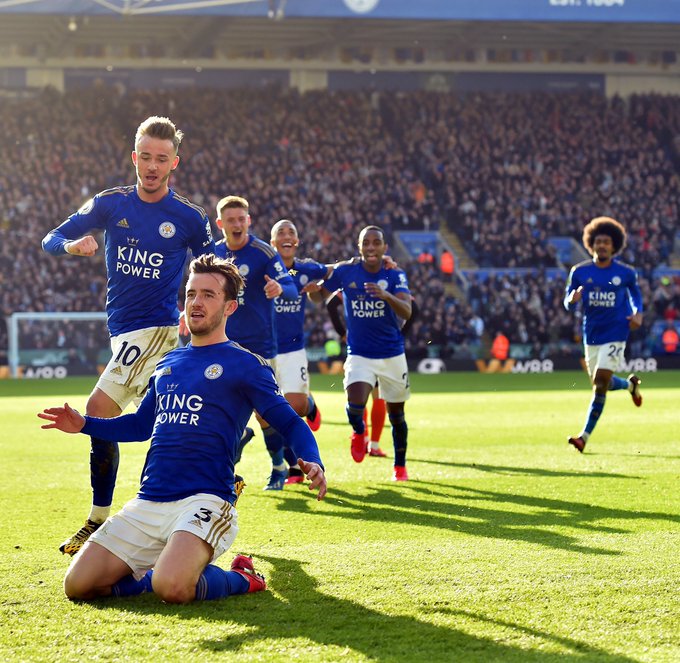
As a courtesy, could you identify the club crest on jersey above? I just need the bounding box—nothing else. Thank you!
[159,222,176,238]
[239,264,250,276]
[377,279,388,290]
[204,364,223,380]
[611,276,622,286]
[299,274,309,285]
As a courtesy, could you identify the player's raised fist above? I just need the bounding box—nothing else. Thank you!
[66,235,99,257]
[263,274,282,299]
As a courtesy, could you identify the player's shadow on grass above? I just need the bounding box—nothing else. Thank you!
[107,556,637,663]
[408,457,639,479]
[271,482,679,556]
[595,451,680,460]
[319,417,356,427]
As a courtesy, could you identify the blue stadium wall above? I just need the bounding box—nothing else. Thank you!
[0,67,604,93]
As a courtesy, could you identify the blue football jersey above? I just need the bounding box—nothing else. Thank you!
[215,235,296,358]
[42,186,215,336]
[275,258,328,354]
[323,262,411,359]
[564,259,643,345]
[81,340,323,503]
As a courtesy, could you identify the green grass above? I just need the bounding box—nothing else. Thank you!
[1,371,679,662]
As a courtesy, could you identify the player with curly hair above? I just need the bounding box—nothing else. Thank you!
[564,216,644,453]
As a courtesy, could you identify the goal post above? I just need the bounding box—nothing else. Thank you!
[7,311,109,378]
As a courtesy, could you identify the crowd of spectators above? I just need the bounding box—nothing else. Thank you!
[1,85,679,369]
[380,91,679,277]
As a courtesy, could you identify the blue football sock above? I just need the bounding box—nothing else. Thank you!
[346,403,365,435]
[306,396,318,420]
[90,437,120,507]
[195,564,250,600]
[111,570,153,597]
[584,393,606,435]
[283,446,297,467]
[608,376,628,391]
[263,427,285,467]
[389,412,408,466]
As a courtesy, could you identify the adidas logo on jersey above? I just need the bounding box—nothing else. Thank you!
[348,281,358,289]
[187,518,203,529]
[117,218,129,228]
[110,366,123,376]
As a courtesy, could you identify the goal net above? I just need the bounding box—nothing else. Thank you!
[7,312,109,378]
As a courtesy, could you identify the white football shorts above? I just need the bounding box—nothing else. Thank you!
[88,493,238,579]
[97,325,179,410]
[584,341,626,377]
[275,348,310,394]
[343,353,410,403]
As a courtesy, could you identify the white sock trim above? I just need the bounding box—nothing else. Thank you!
[88,505,111,524]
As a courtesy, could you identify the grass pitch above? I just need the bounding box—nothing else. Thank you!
[0,371,678,662]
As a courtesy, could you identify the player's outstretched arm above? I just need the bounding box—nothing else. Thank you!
[298,459,327,501]
[38,403,86,433]
[42,229,98,257]
[40,388,156,442]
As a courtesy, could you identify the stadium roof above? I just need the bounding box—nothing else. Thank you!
[1,1,680,22]
[0,1,679,60]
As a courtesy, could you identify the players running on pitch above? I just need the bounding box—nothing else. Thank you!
[311,225,413,481]
[269,218,330,483]
[213,196,299,491]
[564,216,643,453]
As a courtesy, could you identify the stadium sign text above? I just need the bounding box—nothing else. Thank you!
[23,365,68,379]
[511,359,554,374]
[622,357,658,373]
[416,358,445,374]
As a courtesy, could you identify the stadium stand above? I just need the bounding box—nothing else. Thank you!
[1,86,679,372]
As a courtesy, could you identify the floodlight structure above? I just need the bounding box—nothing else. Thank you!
[0,0,263,15]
